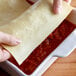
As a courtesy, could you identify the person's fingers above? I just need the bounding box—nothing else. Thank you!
[64,0,71,4]
[0,46,10,62]
[0,32,21,46]
[53,0,71,14]
[53,0,62,14]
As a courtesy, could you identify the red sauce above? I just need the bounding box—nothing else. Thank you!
[26,0,34,5]
[9,20,76,75]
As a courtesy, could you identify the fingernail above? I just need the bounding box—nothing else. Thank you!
[13,39,21,45]
[57,7,62,14]
[54,5,62,14]
[57,6,62,14]
[15,40,22,44]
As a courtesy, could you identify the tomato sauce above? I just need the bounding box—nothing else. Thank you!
[26,0,35,5]
[9,20,76,75]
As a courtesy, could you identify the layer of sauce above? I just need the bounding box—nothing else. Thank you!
[9,20,76,75]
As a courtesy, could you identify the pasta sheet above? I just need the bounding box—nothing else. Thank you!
[0,0,73,65]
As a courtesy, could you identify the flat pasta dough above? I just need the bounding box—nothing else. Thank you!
[0,0,73,65]
[0,0,30,25]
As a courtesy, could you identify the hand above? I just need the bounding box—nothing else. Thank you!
[53,0,71,14]
[0,32,21,62]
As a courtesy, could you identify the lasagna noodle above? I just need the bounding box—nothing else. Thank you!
[0,0,73,65]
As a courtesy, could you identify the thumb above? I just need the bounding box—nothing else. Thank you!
[53,0,62,14]
[0,32,21,46]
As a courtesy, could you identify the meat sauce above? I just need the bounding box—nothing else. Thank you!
[9,20,76,75]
